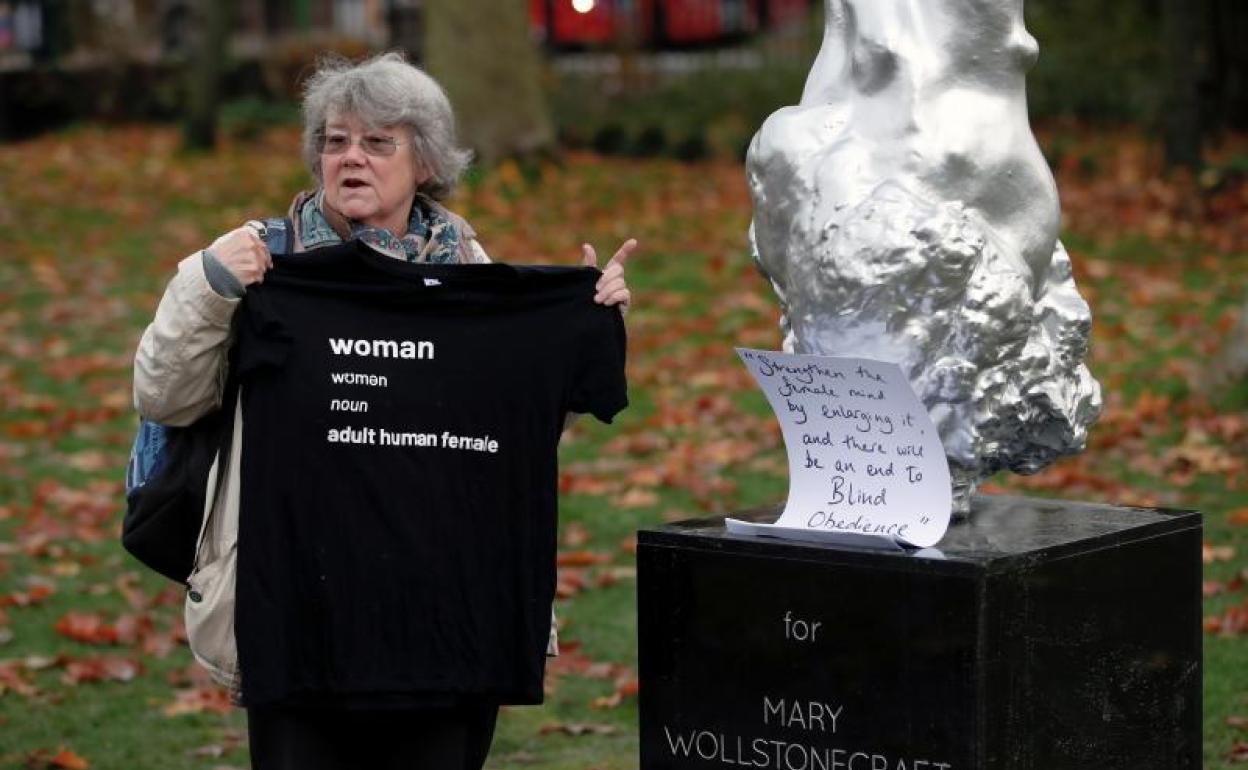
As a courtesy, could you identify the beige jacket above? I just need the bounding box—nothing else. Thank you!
[133,236,559,699]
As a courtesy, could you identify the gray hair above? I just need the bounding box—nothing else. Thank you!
[301,52,472,200]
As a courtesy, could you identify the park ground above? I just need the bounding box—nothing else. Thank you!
[0,123,1247,768]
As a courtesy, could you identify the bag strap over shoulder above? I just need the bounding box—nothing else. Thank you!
[260,217,294,256]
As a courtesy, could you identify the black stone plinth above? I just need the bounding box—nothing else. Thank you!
[637,495,1201,770]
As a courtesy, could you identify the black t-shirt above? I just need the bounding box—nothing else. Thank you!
[232,241,627,707]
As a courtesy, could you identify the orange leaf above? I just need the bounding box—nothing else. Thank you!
[591,692,624,709]
[612,488,659,508]
[561,522,591,549]
[546,648,617,679]
[0,583,54,608]
[556,550,612,567]
[590,676,639,710]
[0,660,38,697]
[1203,542,1236,565]
[61,655,143,685]
[1205,600,1248,637]
[49,748,90,770]
[555,568,586,599]
[53,612,119,645]
[1231,740,1248,763]
[163,685,234,716]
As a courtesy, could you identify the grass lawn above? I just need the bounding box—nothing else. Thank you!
[0,123,1245,768]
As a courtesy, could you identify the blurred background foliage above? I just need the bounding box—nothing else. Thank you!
[1,0,1245,168]
[1026,0,1166,123]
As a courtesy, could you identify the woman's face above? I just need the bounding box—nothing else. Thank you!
[320,111,430,233]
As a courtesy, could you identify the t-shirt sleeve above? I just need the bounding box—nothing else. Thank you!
[567,303,628,424]
[235,286,294,380]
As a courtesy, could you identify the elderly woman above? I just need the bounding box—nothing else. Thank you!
[134,52,634,770]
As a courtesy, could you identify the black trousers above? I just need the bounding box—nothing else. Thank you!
[246,703,499,770]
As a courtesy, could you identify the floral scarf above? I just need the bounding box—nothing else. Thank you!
[292,189,466,264]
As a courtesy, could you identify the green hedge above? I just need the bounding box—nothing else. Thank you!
[1027,0,1164,123]
[548,0,1169,161]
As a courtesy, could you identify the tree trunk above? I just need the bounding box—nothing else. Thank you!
[1161,0,1202,169]
[424,0,554,166]
[387,0,425,60]
[1210,0,1248,133]
[183,0,232,151]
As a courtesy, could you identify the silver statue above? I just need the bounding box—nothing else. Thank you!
[746,0,1102,514]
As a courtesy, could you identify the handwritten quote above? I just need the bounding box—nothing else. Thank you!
[727,349,950,548]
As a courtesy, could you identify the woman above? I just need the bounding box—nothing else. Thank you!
[133,52,634,770]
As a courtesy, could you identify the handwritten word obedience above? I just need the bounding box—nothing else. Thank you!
[326,426,499,453]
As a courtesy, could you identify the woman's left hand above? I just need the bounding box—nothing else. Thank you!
[582,238,637,315]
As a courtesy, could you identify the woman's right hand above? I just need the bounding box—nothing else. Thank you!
[207,223,272,287]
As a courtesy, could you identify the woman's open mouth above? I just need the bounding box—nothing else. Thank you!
[343,179,370,189]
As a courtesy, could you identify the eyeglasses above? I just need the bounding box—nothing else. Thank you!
[317,132,412,157]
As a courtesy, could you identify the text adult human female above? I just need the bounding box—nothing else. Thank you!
[133,52,634,770]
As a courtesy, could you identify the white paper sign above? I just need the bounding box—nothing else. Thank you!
[726,349,952,548]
